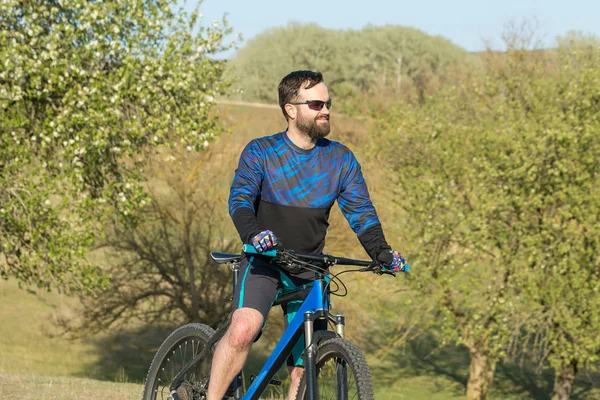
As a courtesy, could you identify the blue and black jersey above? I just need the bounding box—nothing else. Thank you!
[229,130,391,265]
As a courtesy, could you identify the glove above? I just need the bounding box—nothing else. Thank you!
[251,230,278,252]
[378,250,409,272]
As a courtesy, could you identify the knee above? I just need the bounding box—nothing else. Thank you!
[226,324,256,350]
[226,310,263,350]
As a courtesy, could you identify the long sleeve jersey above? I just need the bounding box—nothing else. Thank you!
[229,130,391,261]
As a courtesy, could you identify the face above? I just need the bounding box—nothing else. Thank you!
[289,82,331,141]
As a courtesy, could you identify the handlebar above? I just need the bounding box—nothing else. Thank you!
[242,244,409,275]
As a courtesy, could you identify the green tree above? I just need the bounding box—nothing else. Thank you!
[377,38,600,399]
[58,149,238,334]
[378,97,520,400]
[228,23,466,110]
[0,0,233,292]
[499,37,600,400]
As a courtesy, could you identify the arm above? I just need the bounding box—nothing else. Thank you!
[337,151,393,264]
[229,140,265,244]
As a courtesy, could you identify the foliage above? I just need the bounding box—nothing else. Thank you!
[57,149,238,334]
[0,0,234,292]
[227,23,466,111]
[377,37,600,399]
[379,92,519,400]
[503,37,600,400]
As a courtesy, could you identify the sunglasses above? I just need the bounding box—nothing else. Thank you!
[289,98,332,111]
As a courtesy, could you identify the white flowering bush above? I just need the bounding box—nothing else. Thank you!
[0,0,234,292]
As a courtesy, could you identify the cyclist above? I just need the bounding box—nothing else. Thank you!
[207,70,405,400]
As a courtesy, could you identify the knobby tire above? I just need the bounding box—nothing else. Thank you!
[296,338,374,400]
[142,323,217,400]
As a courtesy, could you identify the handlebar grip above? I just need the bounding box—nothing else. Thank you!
[242,244,277,258]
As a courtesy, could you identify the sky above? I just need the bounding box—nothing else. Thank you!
[185,0,599,56]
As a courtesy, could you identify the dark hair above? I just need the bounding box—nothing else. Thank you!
[278,70,324,120]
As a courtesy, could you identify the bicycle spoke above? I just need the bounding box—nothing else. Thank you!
[146,330,214,400]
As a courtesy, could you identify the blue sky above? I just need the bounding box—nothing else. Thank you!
[185,0,599,56]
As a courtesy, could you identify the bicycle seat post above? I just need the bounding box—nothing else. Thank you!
[231,261,240,292]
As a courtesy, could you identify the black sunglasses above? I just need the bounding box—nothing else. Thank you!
[289,98,332,111]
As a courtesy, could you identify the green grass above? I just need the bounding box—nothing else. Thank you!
[375,376,465,400]
[0,371,142,400]
[0,278,142,398]
[0,279,100,377]
[0,278,158,382]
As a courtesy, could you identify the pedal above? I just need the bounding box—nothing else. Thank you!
[249,375,282,386]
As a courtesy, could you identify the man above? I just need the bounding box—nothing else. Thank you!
[207,70,405,400]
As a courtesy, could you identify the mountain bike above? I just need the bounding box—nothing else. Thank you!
[142,244,409,400]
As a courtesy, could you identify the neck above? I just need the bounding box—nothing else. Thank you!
[286,125,317,150]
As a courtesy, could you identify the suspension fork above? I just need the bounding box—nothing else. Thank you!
[304,311,317,400]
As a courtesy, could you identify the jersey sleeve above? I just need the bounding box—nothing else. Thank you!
[228,140,265,243]
[337,150,391,260]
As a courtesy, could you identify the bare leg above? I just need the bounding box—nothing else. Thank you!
[287,366,305,400]
[207,308,264,400]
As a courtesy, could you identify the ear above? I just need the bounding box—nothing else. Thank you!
[285,103,296,120]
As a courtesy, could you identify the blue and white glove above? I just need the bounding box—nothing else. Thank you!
[378,250,409,272]
[389,250,409,272]
[251,230,278,252]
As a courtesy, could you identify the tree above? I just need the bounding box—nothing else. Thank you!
[0,0,234,292]
[499,36,600,400]
[377,34,600,399]
[377,98,520,400]
[58,148,239,334]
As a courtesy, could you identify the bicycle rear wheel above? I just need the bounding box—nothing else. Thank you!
[296,338,374,400]
[142,323,216,400]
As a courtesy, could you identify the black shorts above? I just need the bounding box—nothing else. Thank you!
[231,255,318,366]
[232,255,316,320]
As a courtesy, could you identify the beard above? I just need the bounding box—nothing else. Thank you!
[296,112,330,141]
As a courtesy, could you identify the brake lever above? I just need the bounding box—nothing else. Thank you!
[361,264,397,277]
[273,249,296,269]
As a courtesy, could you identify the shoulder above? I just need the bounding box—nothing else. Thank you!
[317,138,353,155]
[242,132,284,153]
[245,132,284,151]
[318,139,357,163]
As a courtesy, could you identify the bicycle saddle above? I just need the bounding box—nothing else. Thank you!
[210,252,242,264]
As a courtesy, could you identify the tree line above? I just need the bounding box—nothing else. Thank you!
[227,22,467,111]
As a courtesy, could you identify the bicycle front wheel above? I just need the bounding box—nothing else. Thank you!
[297,338,374,400]
[142,323,216,400]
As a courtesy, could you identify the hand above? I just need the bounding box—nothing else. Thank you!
[251,230,278,252]
[379,250,409,272]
